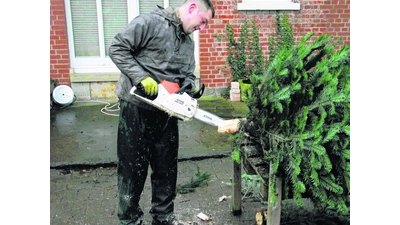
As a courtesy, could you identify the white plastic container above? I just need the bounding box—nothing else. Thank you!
[52,85,75,106]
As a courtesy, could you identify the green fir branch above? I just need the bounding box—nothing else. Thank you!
[176,165,211,194]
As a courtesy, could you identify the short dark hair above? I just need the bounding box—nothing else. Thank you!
[185,0,215,18]
[200,0,215,18]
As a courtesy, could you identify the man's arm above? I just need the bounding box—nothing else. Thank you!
[109,16,153,86]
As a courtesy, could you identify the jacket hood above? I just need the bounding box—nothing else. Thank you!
[152,5,189,38]
[152,5,181,27]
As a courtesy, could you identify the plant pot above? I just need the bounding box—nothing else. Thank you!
[239,79,252,102]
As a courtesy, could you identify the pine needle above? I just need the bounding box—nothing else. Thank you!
[177,165,211,194]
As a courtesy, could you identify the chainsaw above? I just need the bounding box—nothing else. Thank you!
[129,80,241,133]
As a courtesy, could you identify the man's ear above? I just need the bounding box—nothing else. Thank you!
[188,3,197,14]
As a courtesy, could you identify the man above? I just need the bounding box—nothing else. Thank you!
[108,0,215,224]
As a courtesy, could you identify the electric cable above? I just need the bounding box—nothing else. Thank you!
[74,100,120,116]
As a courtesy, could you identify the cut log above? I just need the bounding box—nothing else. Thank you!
[218,118,241,133]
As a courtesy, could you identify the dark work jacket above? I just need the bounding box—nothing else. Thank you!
[109,5,196,110]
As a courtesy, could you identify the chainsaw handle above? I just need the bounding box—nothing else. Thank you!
[130,84,157,100]
[130,85,137,95]
[175,81,191,94]
[191,84,204,99]
[175,81,205,99]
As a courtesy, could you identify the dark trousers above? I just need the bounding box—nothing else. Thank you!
[117,99,179,224]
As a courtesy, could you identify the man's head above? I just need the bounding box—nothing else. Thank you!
[178,0,215,34]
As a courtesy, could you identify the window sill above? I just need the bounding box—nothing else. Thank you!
[70,66,201,83]
[70,73,121,83]
[237,1,300,11]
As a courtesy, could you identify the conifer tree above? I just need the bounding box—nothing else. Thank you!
[234,32,350,214]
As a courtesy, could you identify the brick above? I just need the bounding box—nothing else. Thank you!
[230,88,240,94]
[230,82,240,89]
[229,91,240,96]
[230,96,241,102]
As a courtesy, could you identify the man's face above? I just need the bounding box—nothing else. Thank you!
[182,3,213,34]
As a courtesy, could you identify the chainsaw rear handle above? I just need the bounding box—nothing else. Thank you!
[132,82,158,100]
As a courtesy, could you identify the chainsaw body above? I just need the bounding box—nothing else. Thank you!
[130,80,198,121]
[129,80,238,131]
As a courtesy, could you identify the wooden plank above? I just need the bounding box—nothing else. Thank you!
[242,157,257,175]
[242,145,263,158]
[239,144,276,206]
[245,157,269,200]
[232,159,242,215]
[267,162,283,225]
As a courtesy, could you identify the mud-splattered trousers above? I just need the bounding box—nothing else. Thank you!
[117,99,179,224]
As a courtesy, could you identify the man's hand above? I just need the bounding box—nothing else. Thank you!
[191,84,204,99]
[140,77,158,96]
[181,79,195,92]
[182,80,204,99]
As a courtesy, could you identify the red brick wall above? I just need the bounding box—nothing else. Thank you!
[49,0,350,89]
[50,0,70,86]
[199,0,350,88]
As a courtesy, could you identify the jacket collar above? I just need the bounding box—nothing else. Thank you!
[153,5,187,38]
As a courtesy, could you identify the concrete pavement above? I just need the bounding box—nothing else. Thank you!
[50,157,265,225]
[50,97,268,225]
[50,97,246,167]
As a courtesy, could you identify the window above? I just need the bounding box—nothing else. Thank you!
[237,0,300,11]
[64,0,199,74]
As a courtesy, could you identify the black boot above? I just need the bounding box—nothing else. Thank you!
[151,215,185,225]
